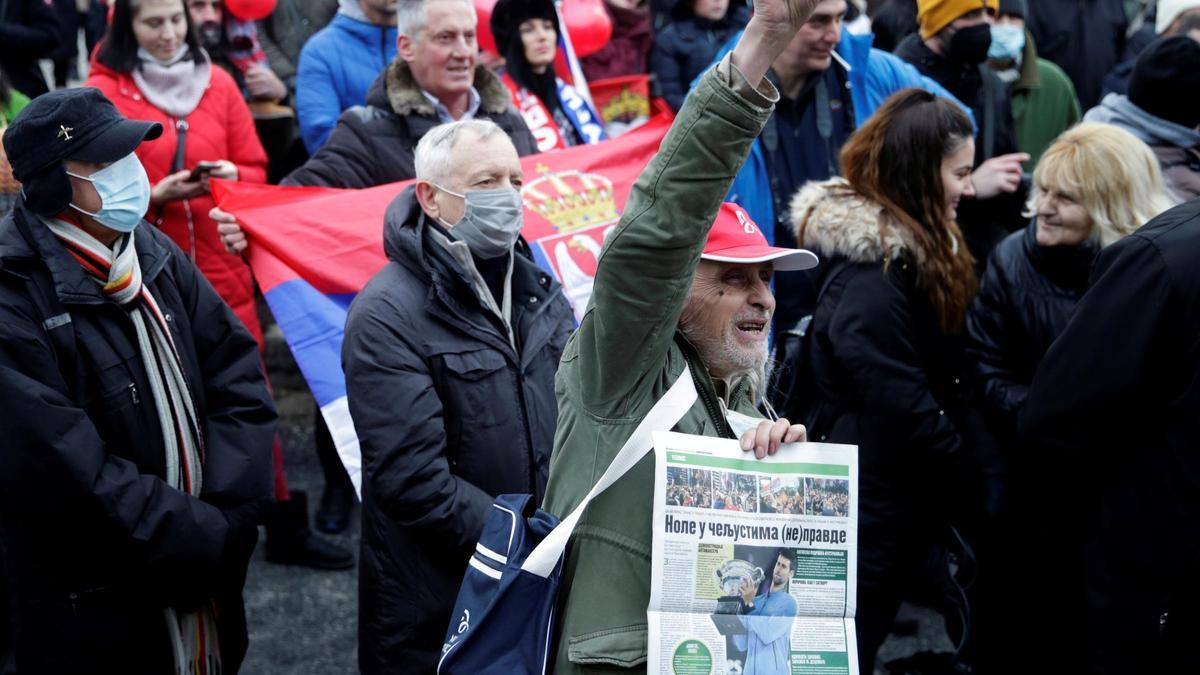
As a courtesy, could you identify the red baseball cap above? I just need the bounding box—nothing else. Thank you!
[701,203,819,271]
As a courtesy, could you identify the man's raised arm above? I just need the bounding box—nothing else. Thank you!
[569,0,822,414]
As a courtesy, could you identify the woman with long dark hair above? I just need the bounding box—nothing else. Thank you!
[789,88,991,672]
[490,0,607,152]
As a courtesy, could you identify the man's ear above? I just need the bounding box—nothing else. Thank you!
[397,34,416,63]
[415,180,441,221]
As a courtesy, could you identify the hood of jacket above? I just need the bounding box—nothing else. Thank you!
[789,178,925,266]
[381,185,427,268]
[338,0,367,21]
[366,58,514,118]
[1084,93,1200,150]
[329,11,397,44]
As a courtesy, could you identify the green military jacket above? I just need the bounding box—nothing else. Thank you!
[542,58,778,672]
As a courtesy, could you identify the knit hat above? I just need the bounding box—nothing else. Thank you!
[1128,36,1200,129]
[917,0,998,39]
[996,0,1025,20]
[1156,0,1200,34]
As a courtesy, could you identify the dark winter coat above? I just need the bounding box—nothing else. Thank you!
[284,59,538,189]
[342,188,573,674]
[869,0,917,53]
[790,179,990,591]
[256,0,339,91]
[648,0,749,111]
[0,0,58,98]
[965,222,1093,427]
[1020,199,1200,674]
[0,206,275,673]
[1026,0,1127,109]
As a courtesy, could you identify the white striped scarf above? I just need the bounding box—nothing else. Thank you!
[43,218,222,675]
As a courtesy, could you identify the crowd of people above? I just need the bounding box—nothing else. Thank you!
[1,0,1199,673]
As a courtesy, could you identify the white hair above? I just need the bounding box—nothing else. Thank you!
[396,0,476,38]
[414,119,508,184]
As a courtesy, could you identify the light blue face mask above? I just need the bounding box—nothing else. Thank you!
[988,24,1026,64]
[435,185,525,259]
[65,152,152,233]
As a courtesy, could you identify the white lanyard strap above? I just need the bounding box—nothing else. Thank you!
[522,367,698,577]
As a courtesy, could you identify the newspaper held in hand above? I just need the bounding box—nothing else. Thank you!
[649,431,859,675]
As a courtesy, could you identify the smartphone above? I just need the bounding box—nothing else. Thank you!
[187,161,222,182]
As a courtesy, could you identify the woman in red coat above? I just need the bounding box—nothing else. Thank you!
[85,0,265,345]
[83,0,354,571]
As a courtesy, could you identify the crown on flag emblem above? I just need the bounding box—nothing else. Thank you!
[598,89,650,122]
[522,165,621,233]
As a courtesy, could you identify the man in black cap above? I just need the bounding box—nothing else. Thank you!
[0,87,275,673]
[1086,35,1200,202]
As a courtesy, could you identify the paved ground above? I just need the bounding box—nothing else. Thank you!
[242,324,953,675]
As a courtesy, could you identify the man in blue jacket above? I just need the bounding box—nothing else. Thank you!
[707,0,971,333]
[296,0,399,152]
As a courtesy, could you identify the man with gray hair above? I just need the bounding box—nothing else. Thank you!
[276,0,536,188]
[210,0,539,545]
[341,118,574,673]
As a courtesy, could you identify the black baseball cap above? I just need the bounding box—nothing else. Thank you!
[4,87,163,184]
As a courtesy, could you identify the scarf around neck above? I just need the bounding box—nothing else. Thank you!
[41,217,221,675]
[133,46,212,118]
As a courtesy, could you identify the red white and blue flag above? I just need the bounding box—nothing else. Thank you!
[211,113,671,492]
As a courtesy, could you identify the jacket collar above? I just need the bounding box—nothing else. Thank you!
[790,178,924,265]
[0,205,171,306]
[1013,29,1041,92]
[373,58,513,118]
[330,12,397,42]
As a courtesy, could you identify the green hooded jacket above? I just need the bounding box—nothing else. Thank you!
[542,58,779,672]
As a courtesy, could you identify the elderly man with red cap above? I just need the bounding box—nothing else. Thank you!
[540,0,825,671]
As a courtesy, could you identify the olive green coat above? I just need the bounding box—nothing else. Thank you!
[542,62,776,672]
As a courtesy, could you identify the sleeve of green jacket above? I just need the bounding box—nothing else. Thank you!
[570,56,778,416]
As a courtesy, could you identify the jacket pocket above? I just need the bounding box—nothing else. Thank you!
[567,623,648,669]
[441,348,507,380]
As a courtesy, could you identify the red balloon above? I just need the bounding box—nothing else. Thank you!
[225,0,277,22]
[561,0,612,58]
[476,0,499,55]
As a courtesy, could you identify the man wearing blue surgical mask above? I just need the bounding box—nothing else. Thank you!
[986,0,1080,170]
[0,87,275,673]
[340,118,574,673]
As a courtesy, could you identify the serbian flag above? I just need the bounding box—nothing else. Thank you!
[211,113,672,493]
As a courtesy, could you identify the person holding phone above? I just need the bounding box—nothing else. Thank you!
[84,0,355,571]
[84,0,266,346]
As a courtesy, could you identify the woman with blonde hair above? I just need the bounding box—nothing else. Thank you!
[787,88,991,671]
[966,122,1175,430]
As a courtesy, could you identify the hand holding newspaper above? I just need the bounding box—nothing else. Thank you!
[648,432,859,675]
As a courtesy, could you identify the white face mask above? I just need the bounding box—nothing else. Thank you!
[65,153,152,233]
[435,185,525,259]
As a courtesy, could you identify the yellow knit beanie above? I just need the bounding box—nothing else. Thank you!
[917,0,999,39]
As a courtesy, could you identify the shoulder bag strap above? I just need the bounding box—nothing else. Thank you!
[522,366,698,577]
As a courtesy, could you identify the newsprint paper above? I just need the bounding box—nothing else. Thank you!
[647,432,859,675]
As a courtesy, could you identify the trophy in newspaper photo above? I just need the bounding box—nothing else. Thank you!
[710,559,762,635]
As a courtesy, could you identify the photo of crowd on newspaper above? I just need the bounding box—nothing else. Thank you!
[712,472,759,513]
[758,477,804,515]
[665,467,715,509]
[804,478,851,517]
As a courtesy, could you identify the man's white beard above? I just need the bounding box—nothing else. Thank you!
[679,319,770,384]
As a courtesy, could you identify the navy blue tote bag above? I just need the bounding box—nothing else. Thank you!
[437,367,697,674]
